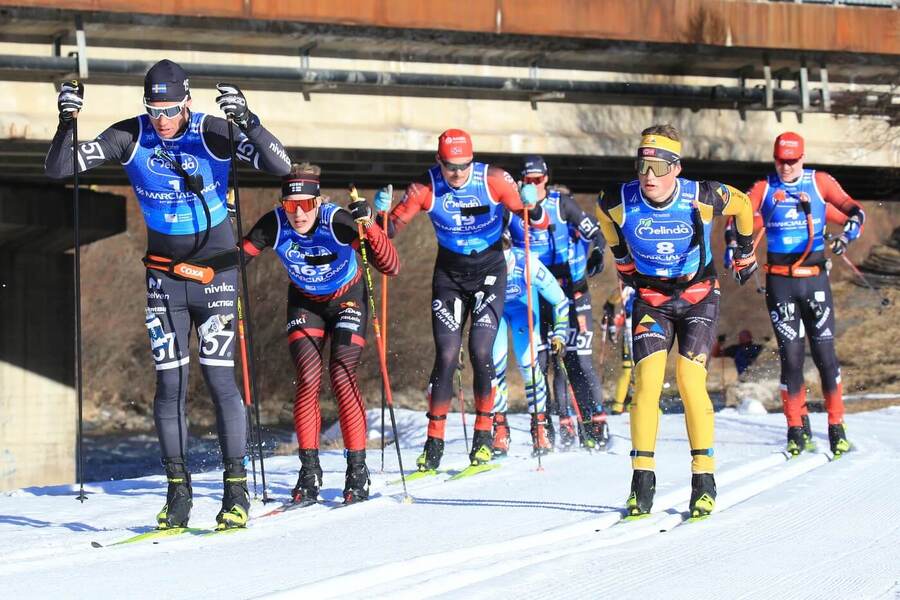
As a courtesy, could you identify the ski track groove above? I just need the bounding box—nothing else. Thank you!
[264,449,814,599]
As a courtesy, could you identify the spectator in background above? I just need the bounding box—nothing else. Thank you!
[713,330,763,375]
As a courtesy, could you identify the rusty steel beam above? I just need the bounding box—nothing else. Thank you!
[1,0,898,56]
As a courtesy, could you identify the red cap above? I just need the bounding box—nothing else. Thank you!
[437,129,473,160]
[773,132,804,160]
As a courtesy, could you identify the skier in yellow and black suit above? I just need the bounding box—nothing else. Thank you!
[596,124,757,519]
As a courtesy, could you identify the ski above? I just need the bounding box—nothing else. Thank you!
[256,498,321,519]
[90,526,210,548]
[447,462,501,481]
[389,468,442,485]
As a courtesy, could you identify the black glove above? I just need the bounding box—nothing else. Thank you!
[57,80,84,123]
[349,200,372,224]
[215,83,252,129]
[732,233,758,286]
[831,213,862,255]
[587,247,605,277]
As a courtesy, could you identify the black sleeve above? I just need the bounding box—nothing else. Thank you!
[698,180,730,216]
[242,211,279,256]
[330,206,361,245]
[44,117,138,179]
[560,194,600,240]
[597,186,630,261]
[202,114,292,177]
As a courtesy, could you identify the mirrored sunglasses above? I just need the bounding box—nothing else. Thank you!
[636,158,676,177]
[144,99,188,120]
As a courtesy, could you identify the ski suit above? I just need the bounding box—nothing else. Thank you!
[492,247,568,414]
[242,204,398,451]
[735,169,864,428]
[597,178,754,473]
[45,110,291,461]
[381,163,547,440]
[508,188,606,420]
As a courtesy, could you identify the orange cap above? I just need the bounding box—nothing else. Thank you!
[438,129,473,160]
[774,132,804,160]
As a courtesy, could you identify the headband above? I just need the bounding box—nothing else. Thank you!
[637,134,682,163]
[282,178,320,198]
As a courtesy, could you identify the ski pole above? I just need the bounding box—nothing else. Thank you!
[522,207,543,471]
[556,353,587,444]
[380,210,389,472]
[226,117,270,503]
[236,297,258,498]
[349,186,411,502]
[70,81,87,503]
[457,347,469,454]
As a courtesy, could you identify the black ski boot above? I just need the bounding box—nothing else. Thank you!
[583,412,610,451]
[343,450,371,504]
[470,429,494,465]
[801,414,817,452]
[828,423,851,458]
[689,473,717,519]
[292,449,323,506]
[416,436,445,471]
[216,458,250,530]
[786,426,805,457]
[626,470,655,517]
[156,458,192,529]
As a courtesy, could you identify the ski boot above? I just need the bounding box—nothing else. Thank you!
[544,408,556,448]
[626,470,656,518]
[491,412,510,458]
[416,437,445,472]
[583,413,610,451]
[786,426,805,457]
[800,415,817,452]
[343,450,371,504]
[689,473,717,519]
[216,458,250,530]
[470,429,493,465]
[558,416,577,450]
[828,423,851,458]
[292,449,323,506]
[530,412,552,457]
[156,458,192,529]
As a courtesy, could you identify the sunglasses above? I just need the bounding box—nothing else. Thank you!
[144,98,188,120]
[523,175,545,185]
[281,197,318,213]
[440,158,473,172]
[636,158,677,177]
[775,158,801,166]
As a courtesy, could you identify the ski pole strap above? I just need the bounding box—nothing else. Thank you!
[690,448,714,457]
[630,450,655,458]
[426,412,447,421]
[143,250,239,284]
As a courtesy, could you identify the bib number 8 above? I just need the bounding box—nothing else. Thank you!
[656,242,675,254]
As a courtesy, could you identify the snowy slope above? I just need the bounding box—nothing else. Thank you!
[1,407,899,599]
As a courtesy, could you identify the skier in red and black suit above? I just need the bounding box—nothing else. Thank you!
[242,163,399,504]
[725,132,863,458]
[373,129,546,470]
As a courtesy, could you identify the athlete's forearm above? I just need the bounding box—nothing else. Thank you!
[242,122,292,176]
[361,221,400,276]
[45,120,129,179]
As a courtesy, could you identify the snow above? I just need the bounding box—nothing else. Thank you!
[2,407,899,599]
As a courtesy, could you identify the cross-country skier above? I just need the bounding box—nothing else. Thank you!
[490,231,569,457]
[45,60,292,529]
[507,158,611,451]
[595,124,757,519]
[373,129,546,471]
[724,132,863,458]
[241,164,399,504]
[603,284,636,415]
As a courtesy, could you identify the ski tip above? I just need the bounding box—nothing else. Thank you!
[90,541,103,548]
